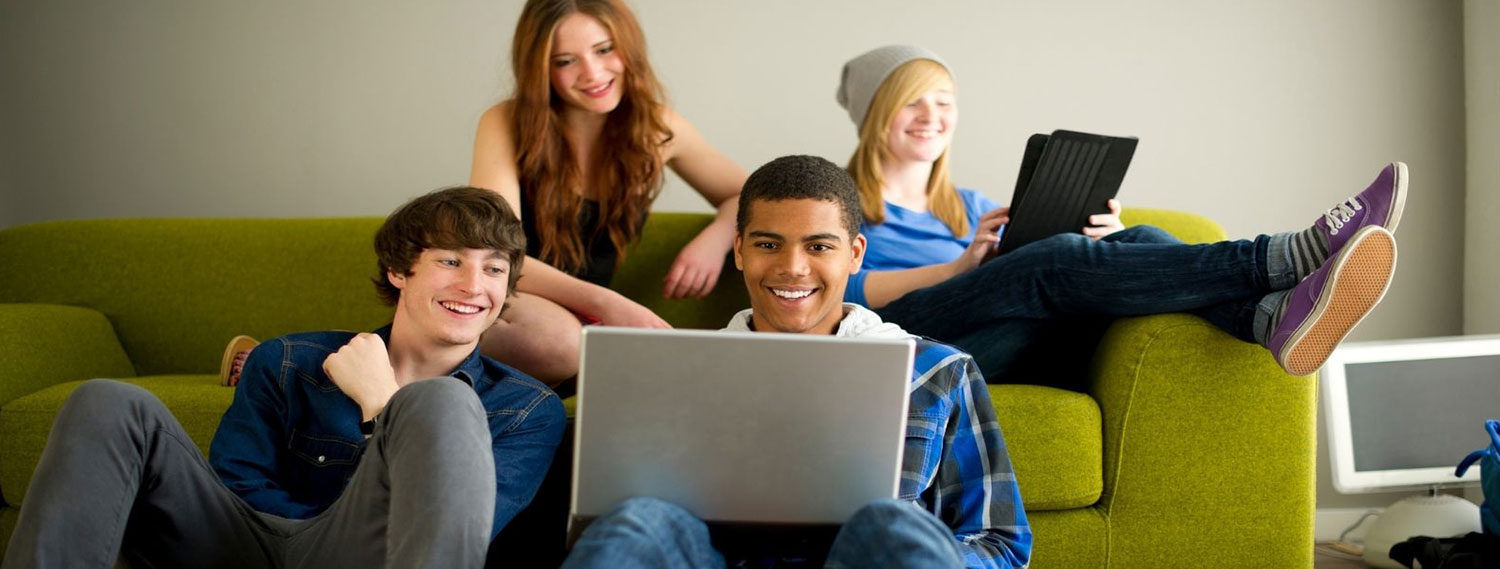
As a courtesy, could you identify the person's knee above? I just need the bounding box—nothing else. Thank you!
[63,379,159,418]
[1114,224,1175,243]
[384,378,486,434]
[847,498,914,524]
[53,379,168,440]
[845,498,946,536]
[597,497,703,538]
[483,311,580,385]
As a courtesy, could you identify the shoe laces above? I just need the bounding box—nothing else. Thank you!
[1323,197,1362,235]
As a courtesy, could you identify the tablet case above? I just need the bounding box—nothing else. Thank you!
[996,129,1138,255]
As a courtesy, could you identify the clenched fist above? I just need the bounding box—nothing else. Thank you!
[322,333,401,422]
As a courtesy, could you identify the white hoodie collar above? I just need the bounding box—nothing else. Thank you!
[723,303,913,340]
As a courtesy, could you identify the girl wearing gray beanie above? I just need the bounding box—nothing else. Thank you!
[836,45,1405,379]
[466,0,748,386]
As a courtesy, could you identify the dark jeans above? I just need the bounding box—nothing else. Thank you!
[2,378,495,569]
[876,226,1289,385]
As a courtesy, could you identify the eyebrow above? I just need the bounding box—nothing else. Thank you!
[747,230,843,243]
[436,248,508,260]
[552,39,612,57]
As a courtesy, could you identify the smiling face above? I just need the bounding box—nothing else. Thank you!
[388,248,511,349]
[884,83,956,166]
[734,198,866,336]
[548,12,625,115]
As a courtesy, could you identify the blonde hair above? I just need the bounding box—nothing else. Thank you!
[846,59,966,237]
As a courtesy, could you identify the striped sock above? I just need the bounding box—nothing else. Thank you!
[1254,290,1292,347]
[1288,225,1331,281]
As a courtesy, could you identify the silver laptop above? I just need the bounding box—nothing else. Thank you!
[569,326,915,535]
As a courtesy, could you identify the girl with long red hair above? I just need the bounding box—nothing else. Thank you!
[470,0,747,385]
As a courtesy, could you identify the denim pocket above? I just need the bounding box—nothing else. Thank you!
[287,429,361,467]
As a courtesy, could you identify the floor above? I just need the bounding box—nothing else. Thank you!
[1314,543,1370,568]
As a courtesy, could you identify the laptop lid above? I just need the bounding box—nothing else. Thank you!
[570,327,915,526]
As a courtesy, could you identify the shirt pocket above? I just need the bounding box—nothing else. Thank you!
[287,429,361,468]
[900,416,943,501]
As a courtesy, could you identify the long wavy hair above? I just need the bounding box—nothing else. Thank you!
[509,0,671,272]
[846,59,967,237]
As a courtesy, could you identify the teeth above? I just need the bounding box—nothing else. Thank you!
[440,301,482,314]
[772,289,813,300]
[584,81,610,94]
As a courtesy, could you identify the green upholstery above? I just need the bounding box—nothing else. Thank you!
[0,219,393,376]
[0,304,136,412]
[612,213,750,329]
[993,385,1102,511]
[0,209,1315,568]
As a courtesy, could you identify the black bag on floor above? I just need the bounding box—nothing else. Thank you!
[1390,532,1500,569]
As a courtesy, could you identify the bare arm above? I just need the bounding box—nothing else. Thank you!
[660,108,749,299]
[861,207,1008,309]
[468,103,668,327]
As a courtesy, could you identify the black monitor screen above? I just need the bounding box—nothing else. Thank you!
[1346,355,1500,472]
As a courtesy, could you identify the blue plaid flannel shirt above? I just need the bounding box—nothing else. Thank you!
[902,338,1032,568]
[727,306,1032,567]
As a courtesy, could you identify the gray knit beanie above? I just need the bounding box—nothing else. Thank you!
[835,45,951,131]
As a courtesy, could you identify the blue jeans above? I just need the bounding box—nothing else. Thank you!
[876,226,1291,383]
[560,497,963,569]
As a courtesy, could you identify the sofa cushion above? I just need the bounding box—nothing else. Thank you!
[991,385,1103,511]
[0,374,230,506]
[0,304,136,408]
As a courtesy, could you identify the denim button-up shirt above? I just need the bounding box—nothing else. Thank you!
[208,325,566,538]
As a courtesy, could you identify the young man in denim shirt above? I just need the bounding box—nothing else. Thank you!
[561,156,1032,569]
[4,187,566,568]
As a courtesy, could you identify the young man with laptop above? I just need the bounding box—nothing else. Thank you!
[3,187,566,568]
[562,155,1032,569]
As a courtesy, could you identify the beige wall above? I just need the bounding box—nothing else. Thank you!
[1466,0,1500,335]
[0,0,1476,513]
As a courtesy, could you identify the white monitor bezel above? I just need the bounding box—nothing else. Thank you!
[1322,334,1500,494]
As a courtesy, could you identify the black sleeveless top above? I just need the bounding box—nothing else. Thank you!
[520,194,634,287]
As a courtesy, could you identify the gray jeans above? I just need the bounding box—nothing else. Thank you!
[2,377,495,569]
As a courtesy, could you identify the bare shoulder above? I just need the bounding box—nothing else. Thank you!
[470,99,522,198]
[477,100,517,136]
[659,105,702,160]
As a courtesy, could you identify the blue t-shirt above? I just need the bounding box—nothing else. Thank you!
[846,188,1002,307]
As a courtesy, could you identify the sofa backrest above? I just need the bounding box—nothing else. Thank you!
[0,208,1217,376]
[0,213,750,376]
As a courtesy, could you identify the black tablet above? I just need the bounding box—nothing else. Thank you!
[995,129,1138,256]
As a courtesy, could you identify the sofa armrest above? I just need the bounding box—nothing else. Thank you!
[1089,313,1314,567]
[1120,208,1228,244]
[0,304,136,407]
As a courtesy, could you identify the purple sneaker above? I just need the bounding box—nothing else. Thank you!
[1315,162,1408,256]
[1268,225,1397,376]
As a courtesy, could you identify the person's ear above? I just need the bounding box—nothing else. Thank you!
[387,268,407,290]
[849,233,866,273]
[732,234,745,271]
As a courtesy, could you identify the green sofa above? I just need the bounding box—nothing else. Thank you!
[0,210,1314,567]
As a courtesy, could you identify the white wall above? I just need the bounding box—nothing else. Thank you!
[0,0,1474,515]
[1466,0,1500,335]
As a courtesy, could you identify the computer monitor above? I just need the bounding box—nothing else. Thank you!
[1322,334,1500,494]
[1321,334,1500,568]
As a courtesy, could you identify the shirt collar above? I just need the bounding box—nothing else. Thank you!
[373,324,485,387]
